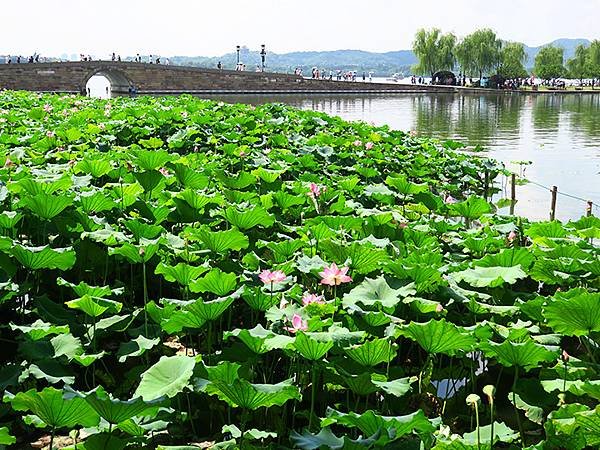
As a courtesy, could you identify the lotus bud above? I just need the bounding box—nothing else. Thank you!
[561,349,570,363]
[483,385,495,404]
[4,157,15,169]
[466,394,481,408]
[435,303,444,313]
[139,247,145,256]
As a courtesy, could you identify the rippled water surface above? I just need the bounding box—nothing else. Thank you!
[203,93,600,221]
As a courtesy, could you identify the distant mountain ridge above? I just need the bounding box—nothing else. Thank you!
[169,38,592,75]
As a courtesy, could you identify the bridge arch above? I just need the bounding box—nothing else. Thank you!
[82,66,133,96]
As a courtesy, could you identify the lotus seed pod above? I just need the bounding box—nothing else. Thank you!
[482,385,496,402]
[466,393,481,407]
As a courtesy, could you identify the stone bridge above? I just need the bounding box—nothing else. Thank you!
[0,61,457,95]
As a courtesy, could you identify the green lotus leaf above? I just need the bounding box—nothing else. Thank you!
[5,387,100,429]
[343,276,415,309]
[50,333,83,359]
[176,189,223,211]
[117,335,161,362]
[385,175,428,195]
[215,170,257,189]
[224,325,294,354]
[66,295,123,318]
[272,190,306,211]
[526,221,568,240]
[11,245,76,270]
[481,339,558,370]
[75,158,113,178]
[66,386,161,425]
[189,268,237,296]
[449,196,492,219]
[78,190,118,214]
[474,247,535,269]
[321,409,436,441]
[293,331,334,361]
[206,377,300,410]
[574,406,600,447]
[344,338,397,367]
[322,241,390,275]
[222,206,275,230]
[222,424,277,440]
[10,320,69,340]
[161,294,236,333]
[109,242,159,264]
[171,164,210,189]
[263,239,304,263]
[452,265,527,287]
[398,319,476,355]
[57,277,123,298]
[133,148,171,169]
[543,288,600,336]
[21,192,73,220]
[155,262,209,286]
[371,375,416,398]
[191,227,249,253]
[289,428,344,449]
[241,286,280,311]
[0,210,22,229]
[134,355,196,401]
[0,426,15,445]
[252,167,285,183]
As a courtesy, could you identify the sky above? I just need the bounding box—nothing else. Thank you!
[1,0,599,58]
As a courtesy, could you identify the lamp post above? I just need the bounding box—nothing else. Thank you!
[236,45,241,68]
[260,44,266,72]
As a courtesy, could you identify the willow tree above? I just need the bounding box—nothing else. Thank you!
[534,46,565,81]
[412,28,456,79]
[567,44,590,84]
[589,40,600,86]
[499,42,528,78]
[458,29,502,80]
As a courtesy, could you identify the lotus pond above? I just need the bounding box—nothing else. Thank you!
[0,91,599,449]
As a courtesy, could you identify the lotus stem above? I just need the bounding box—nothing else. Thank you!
[512,367,524,445]
[309,363,318,430]
[142,261,149,335]
[49,427,55,450]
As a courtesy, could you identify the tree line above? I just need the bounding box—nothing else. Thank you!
[412,28,600,82]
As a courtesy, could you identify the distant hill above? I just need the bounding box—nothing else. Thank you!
[524,38,591,66]
[169,39,592,76]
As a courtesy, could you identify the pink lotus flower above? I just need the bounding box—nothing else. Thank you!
[159,167,170,177]
[43,104,53,112]
[284,314,308,333]
[4,157,15,169]
[319,263,352,286]
[46,131,55,138]
[365,142,374,150]
[507,230,518,242]
[444,195,457,204]
[259,269,287,284]
[308,183,323,198]
[435,304,444,313]
[302,293,325,306]
[352,140,362,147]
[561,349,570,363]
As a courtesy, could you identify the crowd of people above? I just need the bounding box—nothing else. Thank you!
[3,53,170,65]
[4,54,43,64]
[291,67,374,82]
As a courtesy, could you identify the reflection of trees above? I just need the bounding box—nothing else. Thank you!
[562,94,600,139]
[532,95,561,133]
[496,94,524,132]
[453,95,497,144]
[412,94,454,136]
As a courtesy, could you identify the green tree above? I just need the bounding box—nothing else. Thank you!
[499,42,528,78]
[588,40,600,85]
[458,29,502,80]
[412,28,456,79]
[533,46,565,81]
[567,44,590,84]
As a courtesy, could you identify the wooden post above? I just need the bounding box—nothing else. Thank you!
[510,173,516,215]
[587,201,593,217]
[550,186,558,221]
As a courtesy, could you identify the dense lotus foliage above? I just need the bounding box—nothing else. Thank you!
[0,91,599,449]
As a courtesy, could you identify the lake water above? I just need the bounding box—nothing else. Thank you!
[88,75,600,221]
[201,92,600,221]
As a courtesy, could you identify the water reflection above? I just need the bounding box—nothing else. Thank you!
[200,92,600,221]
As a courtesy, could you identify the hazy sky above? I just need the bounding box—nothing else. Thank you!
[2,0,599,57]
